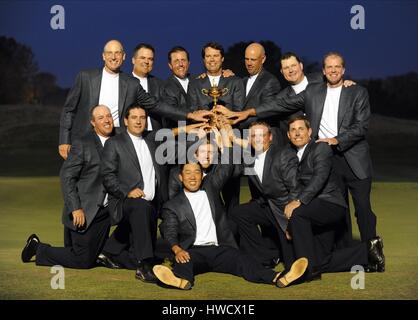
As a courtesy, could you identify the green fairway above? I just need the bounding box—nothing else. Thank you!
[0,177,417,300]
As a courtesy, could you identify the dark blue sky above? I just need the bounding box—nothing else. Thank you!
[1,0,418,87]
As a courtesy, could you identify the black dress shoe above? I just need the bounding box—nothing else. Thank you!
[135,261,158,283]
[367,236,385,272]
[96,253,122,269]
[21,234,39,263]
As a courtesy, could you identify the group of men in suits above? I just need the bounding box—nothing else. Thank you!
[21,39,385,288]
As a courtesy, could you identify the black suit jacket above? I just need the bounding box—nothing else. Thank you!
[257,83,373,179]
[239,145,299,232]
[60,131,107,232]
[160,163,237,251]
[296,140,347,208]
[239,69,281,129]
[161,75,191,128]
[101,131,168,225]
[188,75,245,111]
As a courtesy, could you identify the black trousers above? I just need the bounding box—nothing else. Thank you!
[231,201,294,268]
[289,198,368,276]
[172,245,276,285]
[333,153,377,241]
[36,207,110,269]
[103,198,157,269]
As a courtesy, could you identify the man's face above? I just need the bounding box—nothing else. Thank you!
[204,47,223,76]
[323,55,345,86]
[280,56,304,85]
[169,51,190,79]
[91,106,114,137]
[132,48,154,77]
[180,163,203,192]
[245,47,265,76]
[102,41,125,73]
[249,125,272,153]
[124,107,147,136]
[195,143,215,169]
[287,120,312,148]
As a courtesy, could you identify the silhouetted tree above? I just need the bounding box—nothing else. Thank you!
[0,36,38,104]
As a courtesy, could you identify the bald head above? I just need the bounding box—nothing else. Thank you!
[102,40,126,74]
[245,42,266,76]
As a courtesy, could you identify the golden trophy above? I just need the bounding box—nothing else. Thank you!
[201,79,229,108]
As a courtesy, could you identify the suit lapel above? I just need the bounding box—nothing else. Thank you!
[299,140,314,164]
[337,86,348,130]
[91,131,104,157]
[118,74,128,119]
[91,70,102,105]
[143,132,160,183]
[312,84,327,137]
[180,192,197,230]
[120,132,141,171]
[261,146,273,185]
[244,69,264,104]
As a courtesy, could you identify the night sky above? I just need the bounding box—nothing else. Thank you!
[1,0,418,87]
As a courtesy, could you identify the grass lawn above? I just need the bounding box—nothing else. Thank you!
[0,177,417,300]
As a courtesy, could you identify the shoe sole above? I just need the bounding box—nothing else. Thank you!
[21,234,39,263]
[153,265,191,290]
[276,257,308,288]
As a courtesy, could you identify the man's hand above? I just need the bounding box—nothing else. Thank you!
[222,69,235,78]
[316,137,339,146]
[72,209,86,228]
[212,105,233,117]
[58,144,71,160]
[127,188,145,198]
[172,245,190,264]
[284,200,301,219]
[187,110,212,123]
[343,79,356,87]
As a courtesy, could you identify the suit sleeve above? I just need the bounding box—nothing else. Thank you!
[280,148,300,201]
[160,206,180,247]
[101,139,125,199]
[256,91,306,119]
[59,72,82,145]
[336,88,371,152]
[209,147,236,190]
[59,139,84,213]
[298,143,333,205]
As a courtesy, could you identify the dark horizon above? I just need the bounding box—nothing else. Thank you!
[1,0,418,87]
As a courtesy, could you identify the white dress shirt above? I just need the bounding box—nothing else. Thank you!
[98,133,110,206]
[184,190,218,246]
[246,73,259,96]
[127,131,156,201]
[207,75,221,87]
[291,75,309,94]
[99,68,120,127]
[319,85,342,139]
[132,72,153,131]
[254,149,268,183]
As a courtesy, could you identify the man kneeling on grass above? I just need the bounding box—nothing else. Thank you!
[153,161,308,289]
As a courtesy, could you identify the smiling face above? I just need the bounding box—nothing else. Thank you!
[280,56,304,85]
[124,107,147,137]
[287,119,312,148]
[179,163,203,192]
[203,47,224,76]
[169,50,190,79]
[249,124,272,153]
[91,105,114,137]
[102,40,125,74]
[132,47,154,77]
[323,54,345,87]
